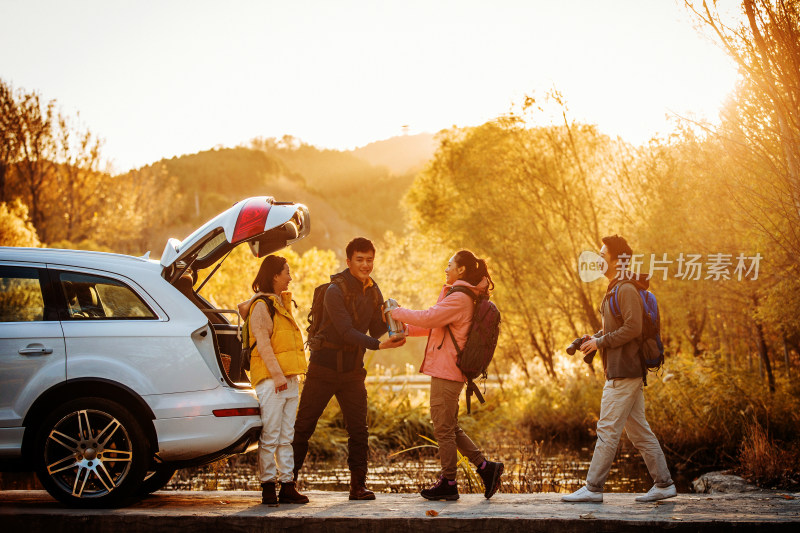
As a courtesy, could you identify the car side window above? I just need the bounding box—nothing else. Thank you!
[57,271,156,320]
[0,266,47,322]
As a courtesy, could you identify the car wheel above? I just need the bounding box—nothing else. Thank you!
[33,397,150,508]
[138,464,178,496]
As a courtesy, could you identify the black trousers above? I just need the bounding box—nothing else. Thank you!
[292,362,370,475]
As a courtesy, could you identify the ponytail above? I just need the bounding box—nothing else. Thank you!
[454,250,494,291]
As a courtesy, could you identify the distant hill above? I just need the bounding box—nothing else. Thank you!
[139,147,363,256]
[137,137,434,258]
[350,133,437,175]
[250,138,422,238]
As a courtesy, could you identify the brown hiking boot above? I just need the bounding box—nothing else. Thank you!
[261,482,277,505]
[349,470,376,500]
[278,481,309,504]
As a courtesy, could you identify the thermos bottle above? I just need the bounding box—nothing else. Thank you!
[383,299,405,337]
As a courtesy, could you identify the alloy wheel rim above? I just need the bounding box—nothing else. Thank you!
[44,409,133,498]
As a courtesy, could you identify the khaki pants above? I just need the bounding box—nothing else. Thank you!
[430,377,485,480]
[585,377,674,492]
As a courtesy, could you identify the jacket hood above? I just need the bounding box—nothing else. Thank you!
[449,276,490,295]
[237,291,292,319]
[607,271,650,293]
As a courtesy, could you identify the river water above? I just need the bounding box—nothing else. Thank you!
[164,441,700,495]
[0,441,700,494]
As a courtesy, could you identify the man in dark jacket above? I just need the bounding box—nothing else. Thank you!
[292,237,405,500]
[562,235,676,503]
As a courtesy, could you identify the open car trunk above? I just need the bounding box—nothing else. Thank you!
[161,196,310,385]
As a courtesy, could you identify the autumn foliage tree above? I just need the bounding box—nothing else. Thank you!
[406,96,618,377]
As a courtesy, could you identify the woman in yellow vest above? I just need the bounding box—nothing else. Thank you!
[238,255,308,505]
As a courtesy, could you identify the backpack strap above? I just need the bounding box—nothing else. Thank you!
[465,379,485,414]
[438,286,478,350]
[331,275,360,324]
[608,280,641,321]
[246,296,275,350]
[446,326,463,355]
[446,285,478,304]
[442,286,487,413]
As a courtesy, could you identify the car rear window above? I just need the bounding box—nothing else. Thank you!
[0,266,46,322]
[57,271,157,320]
[195,229,227,264]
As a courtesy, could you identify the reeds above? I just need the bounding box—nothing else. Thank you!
[164,354,800,493]
[738,419,800,489]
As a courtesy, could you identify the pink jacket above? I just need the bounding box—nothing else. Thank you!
[390,278,489,382]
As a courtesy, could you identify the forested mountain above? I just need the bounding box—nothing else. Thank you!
[138,136,427,257]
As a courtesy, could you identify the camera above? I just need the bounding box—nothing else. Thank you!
[566,335,597,364]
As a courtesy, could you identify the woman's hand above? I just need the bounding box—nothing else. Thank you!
[273,373,288,393]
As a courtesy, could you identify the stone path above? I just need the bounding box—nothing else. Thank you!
[1,489,799,532]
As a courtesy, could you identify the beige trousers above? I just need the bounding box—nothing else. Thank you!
[430,377,485,480]
[255,375,300,483]
[585,377,674,492]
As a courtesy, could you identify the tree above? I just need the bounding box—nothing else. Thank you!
[92,165,178,255]
[49,113,105,243]
[686,0,800,261]
[0,199,40,247]
[405,95,618,377]
[7,90,57,240]
[0,79,20,202]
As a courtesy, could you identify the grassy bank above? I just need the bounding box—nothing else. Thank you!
[302,355,800,491]
[160,354,800,495]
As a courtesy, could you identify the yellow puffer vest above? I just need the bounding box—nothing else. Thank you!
[248,292,307,386]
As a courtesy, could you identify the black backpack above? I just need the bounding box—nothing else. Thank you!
[240,296,275,372]
[306,273,382,352]
[444,286,501,413]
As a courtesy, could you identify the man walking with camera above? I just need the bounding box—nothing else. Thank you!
[562,235,676,503]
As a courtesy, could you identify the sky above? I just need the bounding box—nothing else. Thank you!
[0,0,741,173]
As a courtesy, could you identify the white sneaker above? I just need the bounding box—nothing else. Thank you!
[562,486,603,502]
[635,484,678,502]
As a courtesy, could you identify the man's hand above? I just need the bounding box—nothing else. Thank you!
[580,337,598,355]
[379,335,406,350]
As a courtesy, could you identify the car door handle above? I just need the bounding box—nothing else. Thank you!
[19,344,53,356]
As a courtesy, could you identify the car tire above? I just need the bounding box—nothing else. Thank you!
[33,397,150,508]
[138,464,178,496]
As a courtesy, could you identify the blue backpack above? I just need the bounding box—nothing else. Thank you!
[609,281,665,380]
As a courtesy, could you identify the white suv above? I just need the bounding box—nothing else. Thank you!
[0,196,310,507]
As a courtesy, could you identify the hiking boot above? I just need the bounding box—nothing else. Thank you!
[562,486,603,503]
[278,481,309,504]
[349,470,376,500]
[635,484,677,502]
[420,475,459,501]
[477,460,504,499]
[261,482,277,505]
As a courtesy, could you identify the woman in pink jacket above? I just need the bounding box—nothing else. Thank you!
[390,250,504,501]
